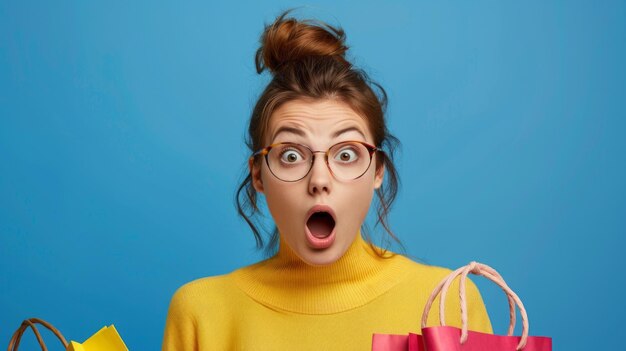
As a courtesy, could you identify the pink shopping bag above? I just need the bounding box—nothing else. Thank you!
[372,261,552,351]
[420,262,551,350]
[371,333,423,351]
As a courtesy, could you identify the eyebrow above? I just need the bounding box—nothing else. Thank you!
[272,126,305,140]
[272,126,366,141]
[332,126,367,139]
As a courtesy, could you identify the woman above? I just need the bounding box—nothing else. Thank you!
[162,10,492,350]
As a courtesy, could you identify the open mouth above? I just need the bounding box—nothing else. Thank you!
[304,205,337,250]
[306,211,336,238]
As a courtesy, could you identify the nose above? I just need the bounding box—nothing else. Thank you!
[307,152,332,195]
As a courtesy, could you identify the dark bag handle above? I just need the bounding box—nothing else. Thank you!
[7,318,68,351]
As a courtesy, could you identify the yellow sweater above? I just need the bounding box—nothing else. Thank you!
[162,233,493,350]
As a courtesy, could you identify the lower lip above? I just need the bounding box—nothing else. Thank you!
[305,224,336,250]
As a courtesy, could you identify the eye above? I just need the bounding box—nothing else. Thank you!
[280,148,305,163]
[334,147,358,163]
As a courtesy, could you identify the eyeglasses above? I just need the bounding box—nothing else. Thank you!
[250,140,381,182]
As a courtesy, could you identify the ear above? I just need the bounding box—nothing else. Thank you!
[249,158,265,193]
[374,163,385,190]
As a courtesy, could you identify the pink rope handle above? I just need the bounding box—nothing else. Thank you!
[440,262,517,336]
[420,262,530,351]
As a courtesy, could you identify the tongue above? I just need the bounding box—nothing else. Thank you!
[307,212,335,238]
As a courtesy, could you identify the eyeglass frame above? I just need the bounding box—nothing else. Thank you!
[248,140,383,182]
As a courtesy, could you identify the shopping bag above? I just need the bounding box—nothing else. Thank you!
[372,261,514,351]
[7,318,69,350]
[419,261,552,351]
[7,317,129,351]
[67,325,128,351]
[372,261,552,351]
[372,332,423,351]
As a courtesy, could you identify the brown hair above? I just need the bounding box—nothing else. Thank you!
[235,9,405,257]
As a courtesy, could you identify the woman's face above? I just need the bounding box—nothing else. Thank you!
[251,98,384,266]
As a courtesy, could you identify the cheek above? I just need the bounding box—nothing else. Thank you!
[337,171,378,225]
[261,169,302,225]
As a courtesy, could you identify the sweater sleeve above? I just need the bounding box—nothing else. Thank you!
[162,286,197,351]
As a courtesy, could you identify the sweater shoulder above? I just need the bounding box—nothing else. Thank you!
[167,274,238,316]
[163,274,242,350]
[174,273,232,296]
[389,256,493,333]
[392,256,484,298]
[392,254,455,281]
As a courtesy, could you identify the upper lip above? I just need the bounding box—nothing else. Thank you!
[306,204,337,222]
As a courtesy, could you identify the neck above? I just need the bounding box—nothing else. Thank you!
[231,230,410,314]
[272,230,386,284]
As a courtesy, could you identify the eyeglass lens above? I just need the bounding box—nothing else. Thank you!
[266,141,372,181]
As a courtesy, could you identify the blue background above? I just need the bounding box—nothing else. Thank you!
[1,0,624,349]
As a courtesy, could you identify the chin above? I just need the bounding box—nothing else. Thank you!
[298,244,345,267]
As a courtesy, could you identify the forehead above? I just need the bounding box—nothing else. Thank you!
[266,99,373,144]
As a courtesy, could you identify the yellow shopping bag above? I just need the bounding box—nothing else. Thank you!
[67,325,128,351]
[7,318,128,351]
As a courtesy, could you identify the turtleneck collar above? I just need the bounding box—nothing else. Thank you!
[231,230,411,314]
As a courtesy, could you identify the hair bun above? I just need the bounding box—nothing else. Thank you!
[255,11,350,74]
